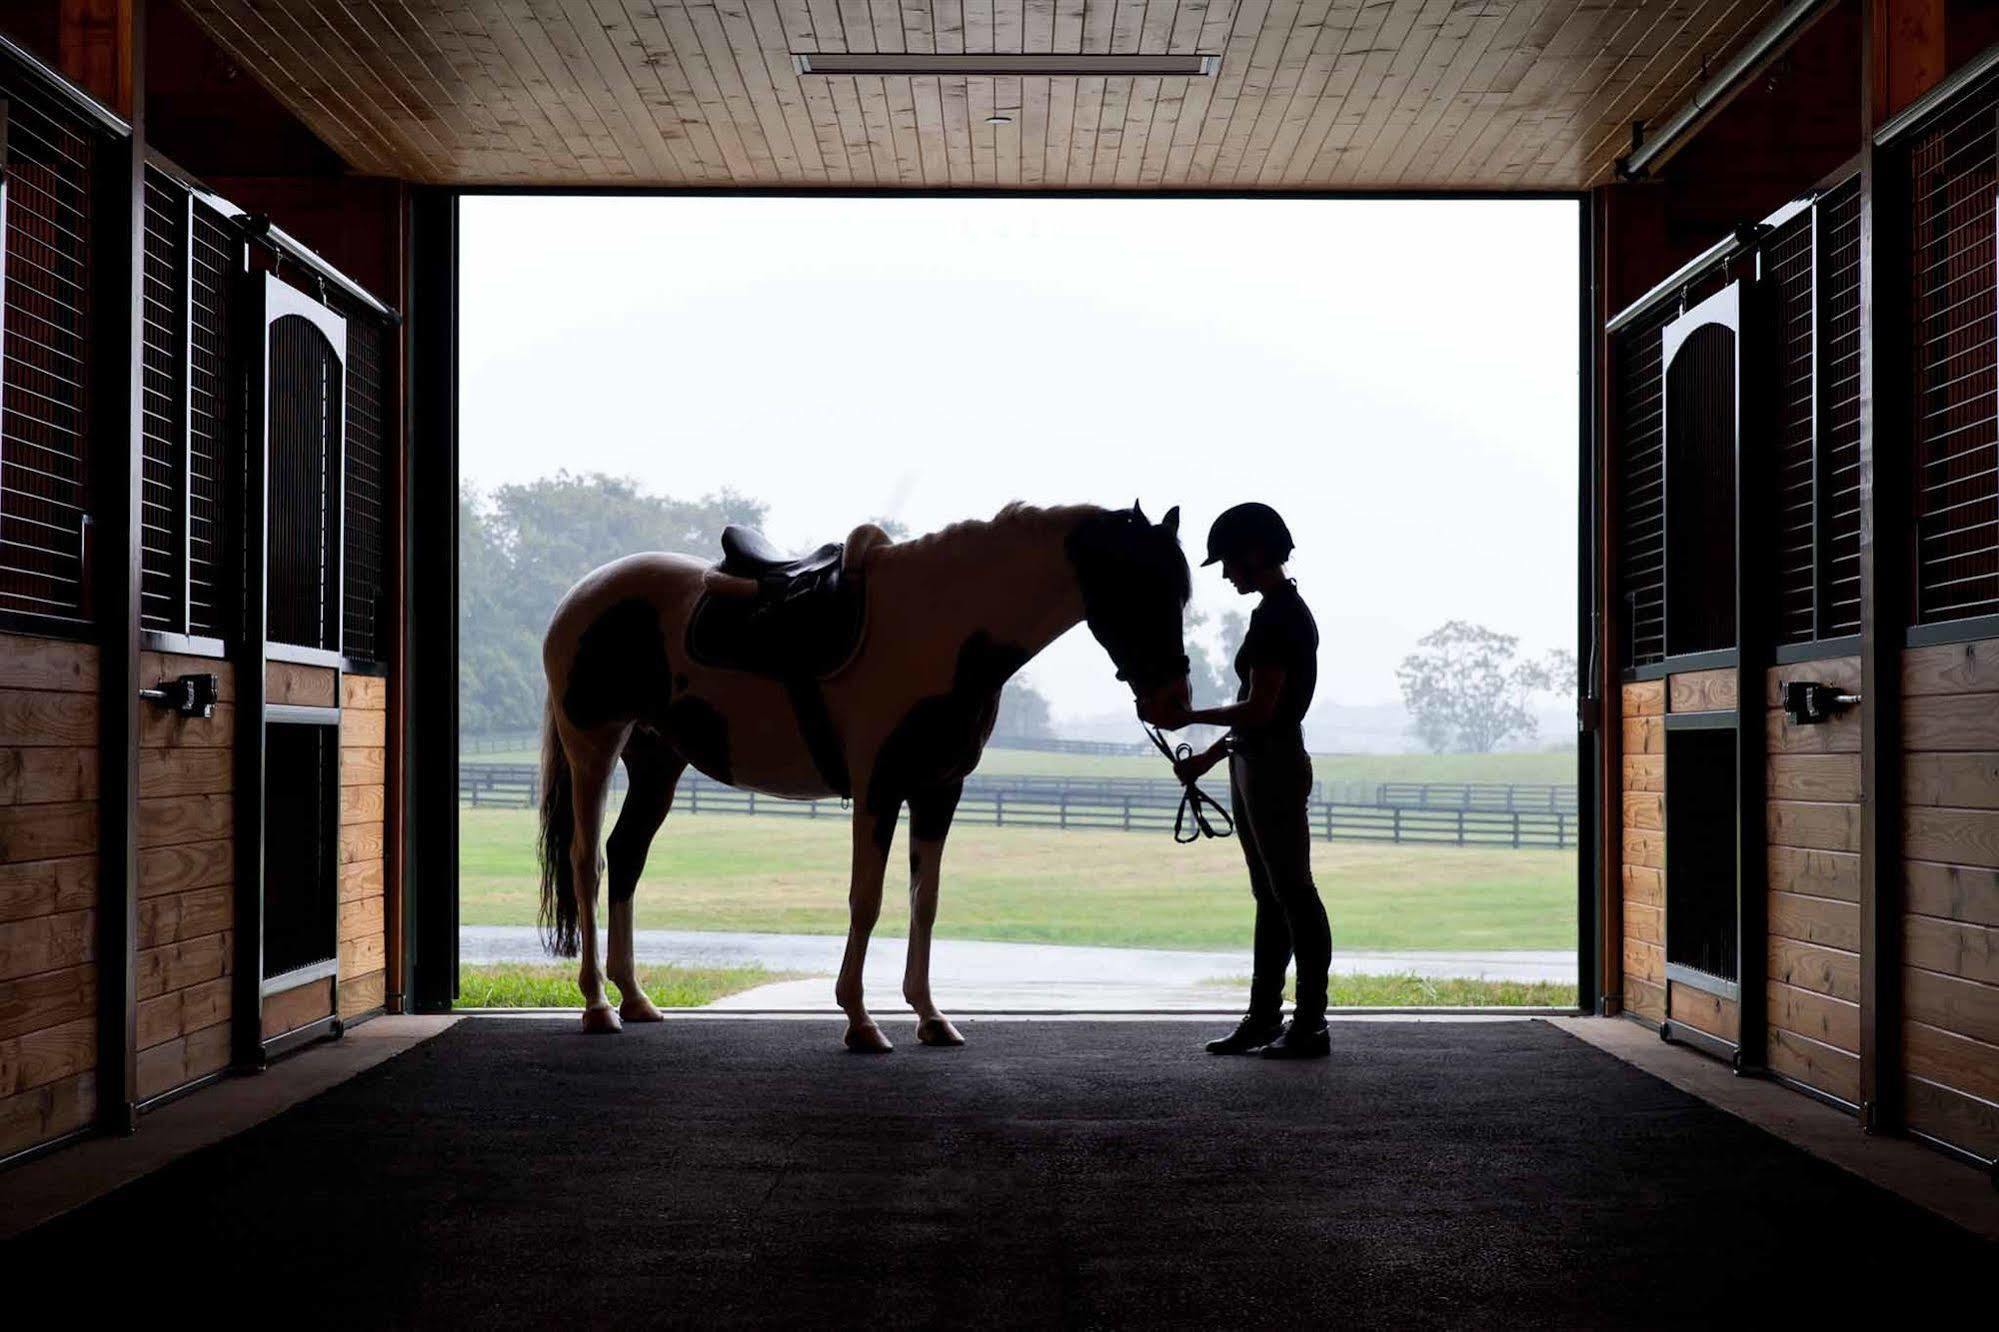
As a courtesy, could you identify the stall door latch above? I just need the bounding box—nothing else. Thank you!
[1782,680,1860,726]
[139,673,220,719]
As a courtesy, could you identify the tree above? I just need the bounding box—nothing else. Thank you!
[459,473,767,734]
[1395,621,1569,754]
[992,678,1054,740]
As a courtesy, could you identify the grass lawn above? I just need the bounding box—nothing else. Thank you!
[458,962,789,1007]
[462,805,1575,951]
[1211,973,1578,1007]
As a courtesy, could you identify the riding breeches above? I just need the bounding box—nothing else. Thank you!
[1229,746,1331,1024]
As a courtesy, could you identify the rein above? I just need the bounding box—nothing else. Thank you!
[1142,724,1234,844]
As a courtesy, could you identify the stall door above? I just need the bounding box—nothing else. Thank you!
[1656,281,1764,1068]
[236,275,348,1064]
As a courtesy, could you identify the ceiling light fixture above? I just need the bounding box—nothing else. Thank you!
[986,114,1013,125]
[794,54,1218,77]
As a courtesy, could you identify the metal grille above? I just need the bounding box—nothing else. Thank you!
[187,201,238,638]
[0,76,96,625]
[1818,179,1863,636]
[1765,210,1817,644]
[1615,306,1673,667]
[1909,92,1999,624]
[139,169,187,632]
[336,299,388,662]
[266,313,342,651]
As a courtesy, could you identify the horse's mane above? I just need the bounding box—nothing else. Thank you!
[871,501,1100,566]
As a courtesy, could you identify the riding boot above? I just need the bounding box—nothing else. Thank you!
[1204,1010,1285,1055]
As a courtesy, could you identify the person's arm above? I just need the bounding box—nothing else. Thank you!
[1171,735,1232,785]
[1180,665,1286,731]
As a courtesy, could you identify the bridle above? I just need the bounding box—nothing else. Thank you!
[1141,723,1234,844]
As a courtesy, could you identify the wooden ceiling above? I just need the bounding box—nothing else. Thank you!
[178,0,1788,190]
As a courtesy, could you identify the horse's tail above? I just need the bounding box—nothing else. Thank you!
[537,694,579,957]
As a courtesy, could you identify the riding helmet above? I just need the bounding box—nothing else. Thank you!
[1202,502,1294,567]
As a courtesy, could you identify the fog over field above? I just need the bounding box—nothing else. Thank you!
[462,196,1578,738]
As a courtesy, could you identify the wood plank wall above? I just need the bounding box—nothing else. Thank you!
[0,635,100,1157]
[339,673,387,1019]
[1899,639,1999,1159]
[135,651,235,1101]
[1765,658,1863,1105]
[1664,667,1741,1046]
[1620,679,1665,1022]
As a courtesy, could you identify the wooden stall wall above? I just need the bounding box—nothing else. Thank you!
[0,637,99,1156]
[340,672,387,1020]
[1764,658,1864,1105]
[1899,639,1999,1159]
[1664,667,1743,1046]
[135,651,234,1101]
[1621,679,1665,1022]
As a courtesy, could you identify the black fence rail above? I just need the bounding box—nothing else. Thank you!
[1373,782,1579,814]
[460,764,1572,849]
[983,735,1154,757]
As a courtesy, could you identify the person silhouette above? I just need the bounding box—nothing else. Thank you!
[1141,502,1330,1058]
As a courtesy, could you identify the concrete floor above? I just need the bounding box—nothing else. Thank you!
[3,1014,1989,1249]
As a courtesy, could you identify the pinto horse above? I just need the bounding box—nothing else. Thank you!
[537,502,1193,1049]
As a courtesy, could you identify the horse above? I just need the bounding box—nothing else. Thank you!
[536,501,1193,1050]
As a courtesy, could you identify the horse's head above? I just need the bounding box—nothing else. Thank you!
[1066,502,1193,718]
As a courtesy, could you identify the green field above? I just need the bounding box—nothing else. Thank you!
[464,743,1578,788]
[462,805,1574,951]
[458,962,788,1007]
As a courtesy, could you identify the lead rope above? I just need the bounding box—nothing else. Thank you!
[1142,724,1234,844]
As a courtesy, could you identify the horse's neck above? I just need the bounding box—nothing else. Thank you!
[878,515,1085,664]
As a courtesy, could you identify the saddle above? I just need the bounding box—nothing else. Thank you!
[686,526,867,679]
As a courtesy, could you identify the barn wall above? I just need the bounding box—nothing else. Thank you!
[135,651,234,1101]
[339,673,388,1019]
[1764,658,1864,1105]
[1620,679,1665,1022]
[1899,639,1999,1159]
[0,635,100,1157]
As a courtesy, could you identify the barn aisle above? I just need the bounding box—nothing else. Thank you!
[3,1019,1990,1325]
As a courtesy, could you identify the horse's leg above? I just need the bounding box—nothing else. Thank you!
[904,781,965,1047]
[605,730,687,1023]
[835,804,898,1053]
[564,722,628,1034]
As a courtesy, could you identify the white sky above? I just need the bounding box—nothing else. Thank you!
[461,196,1578,724]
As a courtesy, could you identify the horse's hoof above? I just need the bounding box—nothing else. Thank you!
[619,996,665,1023]
[842,1021,894,1053]
[581,1004,623,1035]
[916,1017,965,1047]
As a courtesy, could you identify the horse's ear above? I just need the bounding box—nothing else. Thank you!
[1132,499,1148,523]
[1160,506,1180,536]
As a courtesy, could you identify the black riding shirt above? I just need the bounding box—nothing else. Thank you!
[1232,580,1318,752]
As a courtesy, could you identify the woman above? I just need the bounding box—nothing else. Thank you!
[1142,502,1330,1059]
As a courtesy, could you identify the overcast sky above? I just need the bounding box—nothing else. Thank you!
[461,196,1578,724]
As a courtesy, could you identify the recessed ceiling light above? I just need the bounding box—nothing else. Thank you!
[986,115,1013,125]
[794,54,1218,77]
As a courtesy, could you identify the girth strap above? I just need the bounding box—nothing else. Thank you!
[786,676,851,800]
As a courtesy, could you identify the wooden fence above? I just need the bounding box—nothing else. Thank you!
[461,763,1573,850]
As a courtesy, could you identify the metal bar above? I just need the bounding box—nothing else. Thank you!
[1660,1018,1740,1063]
[1736,254,1770,1075]
[261,956,340,997]
[1663,711,1738,731]
[179,185,194,636]
[262,1013,342,1062]
[0,30,131,135]
[1904,612,1999,648]
[1773,633,1864,663]
[1579,194,1602,1016]
[1854,61,1906,1135]
[1617,0,1834,179]
[266,703,341,726]
[1874,36,1999,146]
[405,188,459,1012]
[88,20,146,1136]
[233,259,272,1072]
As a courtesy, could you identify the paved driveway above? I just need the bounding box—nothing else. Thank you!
[459,926,1575,1010]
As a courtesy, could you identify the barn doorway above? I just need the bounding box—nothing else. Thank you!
[452,196,1584,1016]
